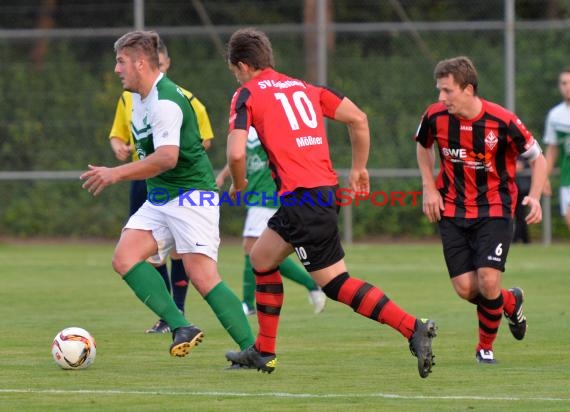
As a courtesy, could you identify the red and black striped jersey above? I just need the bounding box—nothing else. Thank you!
[228,68,342,194]
[415,99,536,218]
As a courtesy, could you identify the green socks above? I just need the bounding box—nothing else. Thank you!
[205,281,255,350]
[124,261,255,350]
[123,261,189,331]
[279,257,318,291]
[242,255,255,309]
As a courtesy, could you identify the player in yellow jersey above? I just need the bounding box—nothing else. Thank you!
[108,37,214,334]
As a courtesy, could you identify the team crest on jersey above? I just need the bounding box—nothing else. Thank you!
[136,147,146,159]
[247,154,266,173]
[485,131,498,150]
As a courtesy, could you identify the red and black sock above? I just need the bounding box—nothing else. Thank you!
[501,289,516,317]
[322,272,416,339]
[476,293,504,351]
[253,267,283,355]
[469,289,514,317]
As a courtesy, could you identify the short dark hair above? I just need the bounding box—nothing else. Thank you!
[227,28,274,70]
[157,37,169,59]
[114,30,160,69]
[434,56,479,94]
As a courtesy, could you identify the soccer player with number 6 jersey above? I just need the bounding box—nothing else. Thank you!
[224,27,437,378]
[415,56,547,364]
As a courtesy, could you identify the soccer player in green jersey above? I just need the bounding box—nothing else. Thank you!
[108,37,215,334]
[81,30,254,358]
[544,67,570,229]
[216,127,326,316]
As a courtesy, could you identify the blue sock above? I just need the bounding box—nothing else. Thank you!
[155,263,170,294]
[170,259,188,313]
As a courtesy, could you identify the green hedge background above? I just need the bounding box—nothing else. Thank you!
[1,0,569,240]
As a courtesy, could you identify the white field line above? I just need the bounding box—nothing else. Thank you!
[0,389,568,402]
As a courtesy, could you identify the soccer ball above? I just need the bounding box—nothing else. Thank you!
[51,327,96,370]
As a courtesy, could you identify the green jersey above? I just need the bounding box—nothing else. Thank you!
[246,128,279,209]
[544,101,570,186]
[131,73,217,199]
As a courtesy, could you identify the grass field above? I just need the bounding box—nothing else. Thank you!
[0,239,568,411]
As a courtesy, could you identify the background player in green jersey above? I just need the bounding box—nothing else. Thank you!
[108,37,215,334]
[82,30,253,359]
[216,127,326,316]
[544,67,570,229]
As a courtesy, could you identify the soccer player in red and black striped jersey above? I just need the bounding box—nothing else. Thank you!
[224,27,437,378]
[415,56,547,364]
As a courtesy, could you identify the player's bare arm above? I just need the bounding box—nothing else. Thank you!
[334,97,370,193]
[543,144,559,196]
[215,164,231,189]
[417,143,444,223]
[227,128,249,200]
[80,145,179,196]
[109,137,132,161]
[522,150,547,224]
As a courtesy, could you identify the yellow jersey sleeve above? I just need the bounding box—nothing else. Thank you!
[109,92,138,161]
[181,88,214,141]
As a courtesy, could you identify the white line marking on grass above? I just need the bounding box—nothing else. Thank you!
[0,389,569,402]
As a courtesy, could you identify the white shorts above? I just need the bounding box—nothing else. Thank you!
[560,186,570,216]
[125,191,220,264]
[242,206,277,238]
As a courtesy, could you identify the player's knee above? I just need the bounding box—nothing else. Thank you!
[452,282,476,300]
[111,254,131,276]
[250,253,275,271]
[456,288,474,300]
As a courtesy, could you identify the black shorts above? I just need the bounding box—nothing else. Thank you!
[438,217,513,277]
[267,186,345,272]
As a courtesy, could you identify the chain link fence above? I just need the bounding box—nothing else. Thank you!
[0,0,568,240]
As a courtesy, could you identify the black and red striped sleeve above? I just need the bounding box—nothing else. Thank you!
[228,87,252,132]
